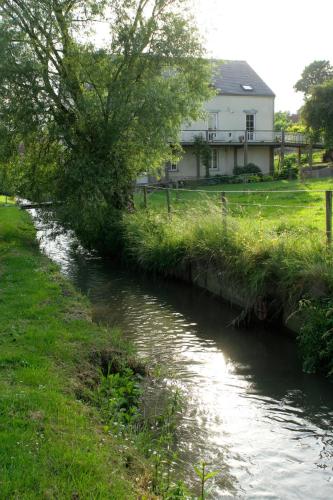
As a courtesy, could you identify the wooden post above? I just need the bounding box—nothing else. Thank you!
[244,130,248,167]
[308,142,313,171]
[326,190,332,247]
[269,146,274,176]
[234,147,238,170]
[143,186,147,209]
[166,188,171,215]
[298,146,304,182]
[281,129,285,173]
[221,191,227,229]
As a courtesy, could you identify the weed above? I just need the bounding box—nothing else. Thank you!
[194,461,221,499]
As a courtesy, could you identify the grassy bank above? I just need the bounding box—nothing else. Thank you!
[136,178,333,235]
[0,206,151,498]
[126,178,333,377]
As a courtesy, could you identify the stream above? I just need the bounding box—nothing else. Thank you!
[31,210,333,499]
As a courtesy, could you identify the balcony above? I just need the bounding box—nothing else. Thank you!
[179,130,324,148]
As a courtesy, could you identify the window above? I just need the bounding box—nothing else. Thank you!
[208,112,218,130]
[246,114,255,140]
[167,161,178,172]
[246,114,255,131]
[211,149,219,170]
[241,84,253,91]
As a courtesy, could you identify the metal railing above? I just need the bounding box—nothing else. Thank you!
[179,130,322,146]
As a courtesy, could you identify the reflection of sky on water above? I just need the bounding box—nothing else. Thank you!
[31,210,333,499]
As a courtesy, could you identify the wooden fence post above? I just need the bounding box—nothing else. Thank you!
[308,142,313,171]
[281,129,285,174]
[298,146,304,182]
[166,188,171,215]
[326,190,332,247]
[244,131,248,167]
[143,186,147,209]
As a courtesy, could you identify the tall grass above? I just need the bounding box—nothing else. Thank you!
[122,201,333,376]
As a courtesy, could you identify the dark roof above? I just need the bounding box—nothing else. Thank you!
[211,60,275,97]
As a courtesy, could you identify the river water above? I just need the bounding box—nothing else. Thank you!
[31,211,333,499]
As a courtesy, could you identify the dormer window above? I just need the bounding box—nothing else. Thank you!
[241,84,253,91]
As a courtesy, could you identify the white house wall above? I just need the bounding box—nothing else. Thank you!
[184,95,274,132]
[168,145,271,180]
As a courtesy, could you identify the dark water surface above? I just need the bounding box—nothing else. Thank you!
[32,211,333,499]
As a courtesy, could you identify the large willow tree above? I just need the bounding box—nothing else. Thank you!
[0,0,211,247]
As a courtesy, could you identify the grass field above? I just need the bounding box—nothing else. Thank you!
[135,178,333,240]
[0,206,149,498]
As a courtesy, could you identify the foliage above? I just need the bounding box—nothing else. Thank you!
[302,80,333,148]
[97,367,142,426]
[295,60,333,96]
[298,299,333,376]
[233,163,262,175]
[193,135,212,178]
[194,461,220,500]
[274,111,294,131]
[0,0,212,246]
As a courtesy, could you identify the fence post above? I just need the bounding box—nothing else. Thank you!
[326,190,332,247]
[221,191,227,228]
[281,129,285,174]
[244,131,248,167]
[308,142,313,171]
[298,146,304,182]
[143,186,147,209]
[166,188,171,215]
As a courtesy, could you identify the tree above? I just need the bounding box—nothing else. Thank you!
[193,135,212,179]
[274,111,293,131]
[0,0,212,248]
[294,60,333,97]
[302,80,333,147]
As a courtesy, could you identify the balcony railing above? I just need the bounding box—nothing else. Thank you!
[179,130,322,146]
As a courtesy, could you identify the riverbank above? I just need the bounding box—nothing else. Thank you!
[122,186,333,377]
[0,206,151,498]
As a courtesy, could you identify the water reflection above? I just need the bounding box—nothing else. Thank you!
[32,210,333,499]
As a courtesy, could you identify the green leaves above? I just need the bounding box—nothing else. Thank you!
[295,60,333,97]
[0,0,212,246]
[302,80,333,148]
[194,461,221,499]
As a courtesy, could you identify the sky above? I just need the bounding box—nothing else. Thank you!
[193,0,333,112]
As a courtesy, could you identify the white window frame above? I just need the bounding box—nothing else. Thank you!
[210,149,219,170]
[246,113,256,141]
[167,161,178,172]
[208,112,218,130]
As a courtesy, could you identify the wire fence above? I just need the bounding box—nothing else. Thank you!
[136,184,333,246]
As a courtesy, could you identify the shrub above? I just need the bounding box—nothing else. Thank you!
[233,163,262,176]
[262,175,274,182]
[276,164,299,180]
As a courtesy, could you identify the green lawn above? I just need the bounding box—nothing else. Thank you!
[0,207,147,498]
[0,195,14,205]
[136,178,333,240]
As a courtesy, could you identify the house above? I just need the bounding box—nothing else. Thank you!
[166,60,276,179]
